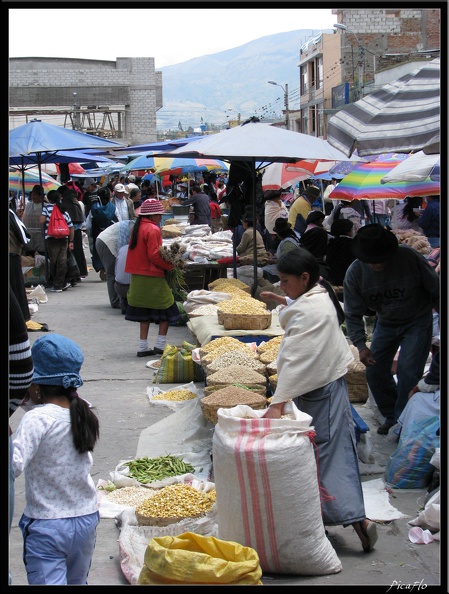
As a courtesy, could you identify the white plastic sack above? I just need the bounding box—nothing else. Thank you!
[212,401,342,576]
[183,290,232,314]
[146,381,201,411]
[408,490,440,532]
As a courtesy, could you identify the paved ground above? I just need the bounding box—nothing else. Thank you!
[9,262,442,588]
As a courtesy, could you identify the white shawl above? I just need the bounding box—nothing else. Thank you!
[271,284,353,404]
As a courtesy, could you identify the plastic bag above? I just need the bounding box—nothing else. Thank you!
[384,416,440,489]
[153,342,204,384]
[137,532,263,585]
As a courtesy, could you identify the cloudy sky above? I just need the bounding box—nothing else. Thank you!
[9,7,337,67]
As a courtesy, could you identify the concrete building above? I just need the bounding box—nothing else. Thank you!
[295,7,440,139]
[9,57,162,145]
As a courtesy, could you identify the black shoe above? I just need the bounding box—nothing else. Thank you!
[153,347,165,355]
[137,349,155,358]
[62,283,71,291]
[377,421,395,435]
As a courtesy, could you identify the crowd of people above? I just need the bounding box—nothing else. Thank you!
[9,165,440,582]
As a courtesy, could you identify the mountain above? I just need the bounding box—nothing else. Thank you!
[157,29,333,131]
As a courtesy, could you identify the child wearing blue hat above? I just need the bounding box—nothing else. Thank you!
[12,334,100,585]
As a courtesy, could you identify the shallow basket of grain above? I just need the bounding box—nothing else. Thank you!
[221,311,272,331]
[135,483,216,526]
[200,386,267,425]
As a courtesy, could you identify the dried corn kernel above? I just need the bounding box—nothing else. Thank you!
[153,389,197,402]
[136,484,215,518]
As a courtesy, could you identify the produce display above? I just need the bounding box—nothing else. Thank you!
[152,389,197,402]
[135,483,216,520]
[126,455,195,484]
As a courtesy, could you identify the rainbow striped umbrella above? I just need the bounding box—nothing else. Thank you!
[153,156,229,177]
[328,152,440,201]
[9,168,60,194]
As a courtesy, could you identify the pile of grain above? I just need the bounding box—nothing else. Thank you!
[205,350,266,376]
[105,486,156,507]
[188,304,220,317]
[209,278,250,293]
[199,337,254,363]
[200,385,267,424]
[207,365,267,387]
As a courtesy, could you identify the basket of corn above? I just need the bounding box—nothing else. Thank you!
[216,298,271,330]
[135,483,216,526]
[200,385,267,425]
[199,337,255,362]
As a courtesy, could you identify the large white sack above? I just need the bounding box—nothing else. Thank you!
[212,402,342,575]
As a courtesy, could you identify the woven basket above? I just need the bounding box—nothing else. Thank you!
[203,384,267,397]
[345,371,369,403]
[200,393,267,425]
[221,311,272,330]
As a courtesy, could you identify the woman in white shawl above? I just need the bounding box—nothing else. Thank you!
[260,247,378,553]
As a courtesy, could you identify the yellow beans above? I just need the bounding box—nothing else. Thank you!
[136,484,216,518]
[153,389,197,401]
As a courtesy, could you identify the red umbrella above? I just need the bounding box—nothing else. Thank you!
[262,159,338,190]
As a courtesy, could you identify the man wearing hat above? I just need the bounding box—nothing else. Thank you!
[343,224,440,434]
[112,184,136,222]
[82,178,100,217]
[326,219,356,288]
[287,185,321,234]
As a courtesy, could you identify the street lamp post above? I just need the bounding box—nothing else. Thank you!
[334,23,364,100]
[268,81,289,129]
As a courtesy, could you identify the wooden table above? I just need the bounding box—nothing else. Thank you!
[184,261,229,291]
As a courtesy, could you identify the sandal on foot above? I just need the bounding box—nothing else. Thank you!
[361,521,378,552]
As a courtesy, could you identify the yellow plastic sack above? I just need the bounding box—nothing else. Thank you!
[153,341,204,384]
[137,532,263,585]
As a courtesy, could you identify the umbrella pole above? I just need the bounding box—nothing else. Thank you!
[38,156,50,284]
[251,162,258,297]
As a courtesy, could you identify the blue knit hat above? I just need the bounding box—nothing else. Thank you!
[31,334,84,389]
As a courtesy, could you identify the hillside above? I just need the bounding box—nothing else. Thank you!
[157,28,333,131]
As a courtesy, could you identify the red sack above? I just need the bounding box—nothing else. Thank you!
[47,204,70,238]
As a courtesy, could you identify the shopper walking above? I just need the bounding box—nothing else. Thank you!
[125,199,181,357]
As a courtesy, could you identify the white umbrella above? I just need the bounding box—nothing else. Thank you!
[153,117,360,290]
[380,151,440,183]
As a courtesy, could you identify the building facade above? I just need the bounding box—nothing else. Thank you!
[9,57,162,145]
[297,7,440,139]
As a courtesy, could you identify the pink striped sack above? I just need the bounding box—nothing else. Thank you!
[212,401,342,575]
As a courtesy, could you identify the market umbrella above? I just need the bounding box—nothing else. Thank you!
[327,58,440,158]
[261,159,338,190]
[328,152,440,208]
[9,168,60,194]
[9,119,126,281]
[380,151,440,183]
[152,117,359,292]
[152,156,229,177]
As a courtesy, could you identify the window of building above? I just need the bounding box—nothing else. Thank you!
[300,66,308,95]
[316,56,323,89]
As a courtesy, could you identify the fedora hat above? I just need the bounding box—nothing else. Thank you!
[352,224,399,263]
[273,217,292,235]
[304,186,320,201]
